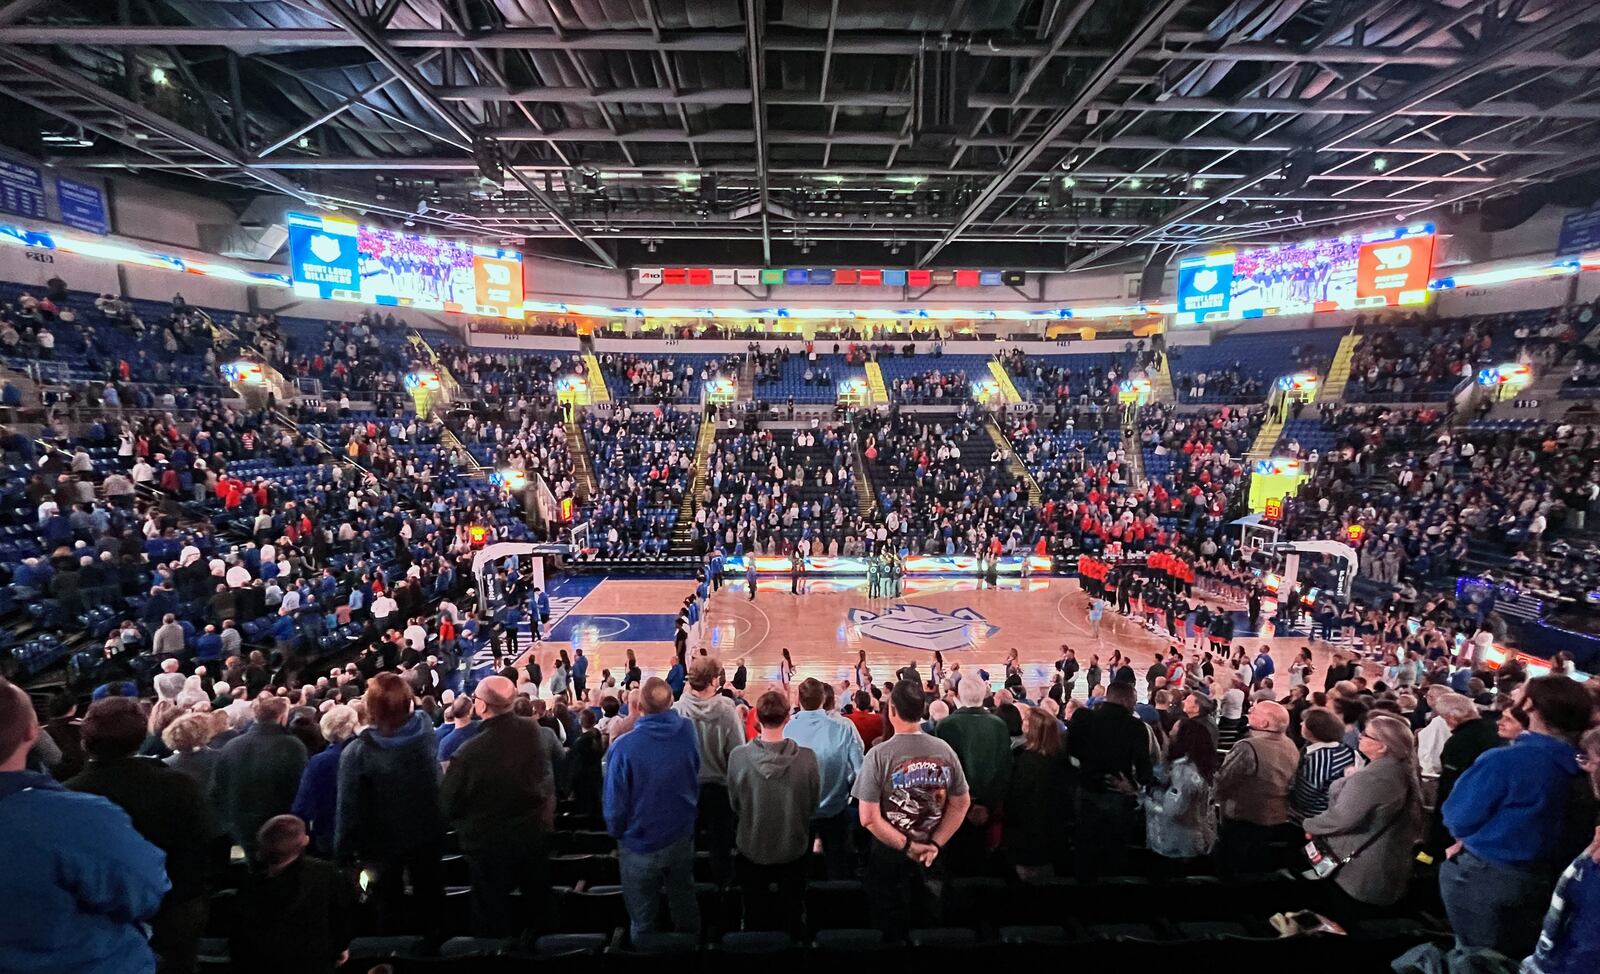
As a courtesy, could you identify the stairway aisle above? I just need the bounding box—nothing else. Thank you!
[441,427,485,473]
[1125,432,1147,488]
[737,357,756,401]
[864,360,888,404]
[582,352,611,403]
[1246,413,1285,460]
[1149,352,1177,404]
[669,415,719,556]
[986,358,1024,404]
[566,415,598,504]
[852,438,878,518]
[984,415,1042,506]
[1318,331,1363,402]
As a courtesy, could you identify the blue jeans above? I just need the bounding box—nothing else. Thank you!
[1440,849,1557,959]
[618,837,701,942]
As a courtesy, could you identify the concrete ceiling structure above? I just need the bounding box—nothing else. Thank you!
[3,0,1599,270]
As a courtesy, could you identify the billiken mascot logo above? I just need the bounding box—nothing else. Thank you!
[847,604,998,652]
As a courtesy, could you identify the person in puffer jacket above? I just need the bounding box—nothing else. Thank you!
[334,673,444,936]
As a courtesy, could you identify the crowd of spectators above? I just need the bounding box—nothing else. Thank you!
[692,424,864,557]
[7,623,1598,970]
[1278,406,1600,604]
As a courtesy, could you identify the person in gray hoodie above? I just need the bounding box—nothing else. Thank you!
[727,689,820,935]
[672,655,745,885]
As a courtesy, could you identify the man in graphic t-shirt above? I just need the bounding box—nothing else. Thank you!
[851,679,971,940]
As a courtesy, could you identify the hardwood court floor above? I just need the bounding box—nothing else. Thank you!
[511,574,1348,700]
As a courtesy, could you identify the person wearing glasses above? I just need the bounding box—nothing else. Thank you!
[1302,714,1424,912]
[1440,676,1597,959]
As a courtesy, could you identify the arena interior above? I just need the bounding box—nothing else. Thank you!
[2,0,1600,971]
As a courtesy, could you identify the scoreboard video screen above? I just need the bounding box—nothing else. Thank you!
[1175,224,1436,325]
[287,211,525,319]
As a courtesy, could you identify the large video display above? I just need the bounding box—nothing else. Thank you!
[1175,224,1435,325]
[287,212,525,319]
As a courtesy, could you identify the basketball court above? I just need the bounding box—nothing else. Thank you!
[504,574,1344,698]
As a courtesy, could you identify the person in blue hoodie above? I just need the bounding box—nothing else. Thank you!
[604,677,701,942]
[0,676,170,974]
[1441,676,1597,959]
[334,673,446,936]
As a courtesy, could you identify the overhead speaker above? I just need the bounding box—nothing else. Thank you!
[1281,150,1316,194]
[473,138,503,185]
[1138,258,1167,302]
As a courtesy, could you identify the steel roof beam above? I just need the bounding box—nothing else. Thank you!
[65,158,1506,184]
[12,25,1600,68]
[743,0,771,263]
[482,125,1578,156]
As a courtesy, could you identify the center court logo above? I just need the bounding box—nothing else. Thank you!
[846,604,998,652]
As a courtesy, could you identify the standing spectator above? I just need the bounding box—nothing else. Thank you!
[1303,713,1425,910]
[572,647,588,700]
[852,679,971,941]
[1068,681,1153,880]
[440,675,555,938]
[672,655,743,886]
[1143,715,1220,861]
[726,690,820,935]
[334,672,446,936]
[1004,704,1073,879]
[229,815,354,974]
[783,677,864,879]
[289,705,359,858]
[1425,692,1503,856]
[936,675,1013,874]
[0,677,169,974]
[67,697,214,974]
[1440,677,1597,958]
[1520,726,1600,974]
[605,677,702,941]
[211,695,308,860]
[845,690,883,745]
[1289,707,1359,822]
[1214,700,1299,878]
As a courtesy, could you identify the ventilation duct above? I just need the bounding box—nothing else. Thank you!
[198,195,294,262]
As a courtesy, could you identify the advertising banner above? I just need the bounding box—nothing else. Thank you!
[1356,232,1435,307]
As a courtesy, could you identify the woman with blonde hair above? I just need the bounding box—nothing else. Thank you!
[142,698,181,758]
[289,704,360,857]
[163,710,231,869]
[162,711,221,791]
[1303,712,1424,910]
